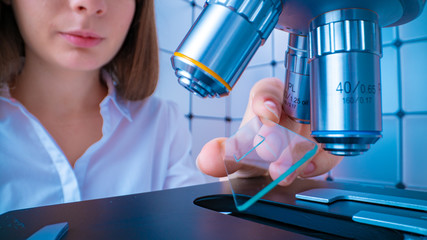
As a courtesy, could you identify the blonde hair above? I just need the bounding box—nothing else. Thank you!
[0,0,159,101]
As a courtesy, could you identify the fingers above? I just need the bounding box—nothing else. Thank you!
[196,137,228,177]
[269,143,343,186]
[241,77,284,126]
[269,138,317,186]
[198,78,284,178]
[299,149,343,178]
[278,114,312,140]
[197,76,343,184]
[268,116,342,186]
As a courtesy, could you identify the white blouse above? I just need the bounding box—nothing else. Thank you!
[0,72,207,214]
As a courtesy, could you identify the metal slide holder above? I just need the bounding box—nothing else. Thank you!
[224,117,317,211]
[296,188,427,236]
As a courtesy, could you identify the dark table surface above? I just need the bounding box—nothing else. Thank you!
[1,177,425,240]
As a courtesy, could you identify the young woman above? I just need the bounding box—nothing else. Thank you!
[0,0,208,214]
[0,0,341,214]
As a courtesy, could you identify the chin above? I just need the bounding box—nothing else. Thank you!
[55,53,112,72]
[59,60,107,72]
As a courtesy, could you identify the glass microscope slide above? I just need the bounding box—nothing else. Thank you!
[224,117,318,211]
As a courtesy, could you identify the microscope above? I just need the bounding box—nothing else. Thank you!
[171,0,426,156]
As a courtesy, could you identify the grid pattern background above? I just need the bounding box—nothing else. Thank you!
[154,0,427,190]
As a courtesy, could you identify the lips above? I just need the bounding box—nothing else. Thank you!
[60,30,104,48]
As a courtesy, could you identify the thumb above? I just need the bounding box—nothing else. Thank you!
[196,137,228,177]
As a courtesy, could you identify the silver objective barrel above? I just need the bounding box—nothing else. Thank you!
[283,33,310,124]
[308,8,383,156]
[171,0,283,98]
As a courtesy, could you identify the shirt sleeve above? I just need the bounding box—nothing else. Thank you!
[162,102,208,189]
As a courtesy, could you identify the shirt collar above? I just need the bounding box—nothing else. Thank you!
[101,70,133,122]
[0,80,13,99]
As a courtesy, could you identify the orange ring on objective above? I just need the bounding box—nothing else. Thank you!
[173,52,232,91]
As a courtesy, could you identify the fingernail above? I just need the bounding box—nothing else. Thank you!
[303,162,315,175]
[264,100,279,120]
[284,172,297,183]
[278,171,297,186]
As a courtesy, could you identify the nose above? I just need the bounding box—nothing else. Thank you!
[70,0,107,16]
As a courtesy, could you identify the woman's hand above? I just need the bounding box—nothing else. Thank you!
[196,77,343,186]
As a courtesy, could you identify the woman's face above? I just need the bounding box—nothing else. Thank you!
[11,0,135,72]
